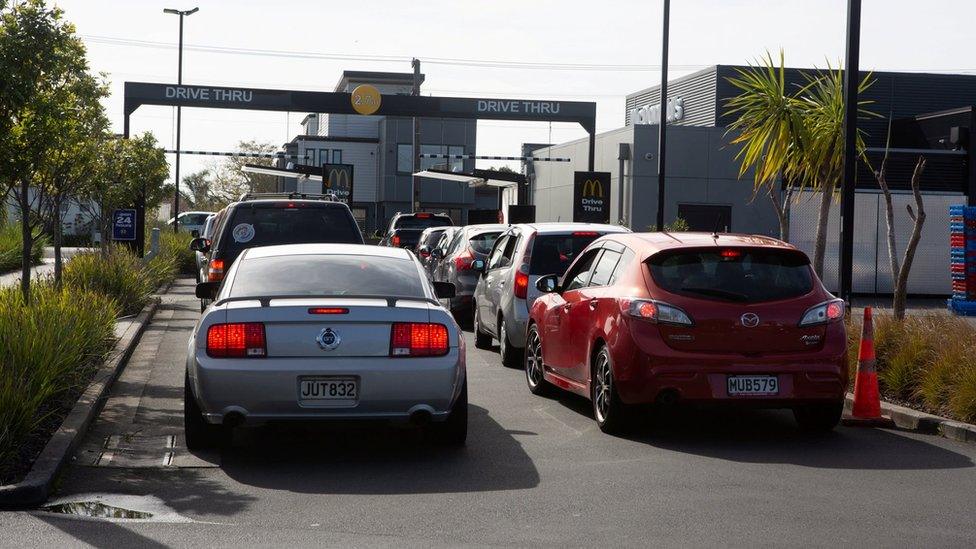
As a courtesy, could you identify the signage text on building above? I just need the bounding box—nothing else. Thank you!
[165,86,254,103]
[629,97,684,125]
[322,163,355,205]
[573,171,611,223]
[112,209,137,241]
[477,100,561,115]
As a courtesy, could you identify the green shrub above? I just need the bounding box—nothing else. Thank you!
[949,365,976,423]
[0,225,45,274]
[159,231,196,275]
[63,246,155,316]
[0,283,117,478]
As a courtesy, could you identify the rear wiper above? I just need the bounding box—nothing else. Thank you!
[680,287,748,301]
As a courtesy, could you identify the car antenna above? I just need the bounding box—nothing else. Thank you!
[712,213,723,239]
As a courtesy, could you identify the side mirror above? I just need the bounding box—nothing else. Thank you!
[433,281,456,299]
[418,245,431,257]
[431,248,445,260]
[189,237,210,253]
[535,274,559,293]
[472,259,486,272]
[195,281,219,300]
[190,229,200,238]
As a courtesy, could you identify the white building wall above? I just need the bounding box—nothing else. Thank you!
[295,140,379,203]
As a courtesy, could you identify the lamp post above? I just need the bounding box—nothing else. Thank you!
[655,0,670,231]
[163,7,198,233]
[839,0,861,302]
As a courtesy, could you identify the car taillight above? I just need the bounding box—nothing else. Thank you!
[573,231,599,237]
[454,248,475,271]
[514,269,529,299]
[416,212,432,218]
[207,322,266,358]
[389,322,449,357]
[799,299,845,327]
[618,298,693,326]
[207,259,225,282]
[308,307,349,315]
[392,235,401,247]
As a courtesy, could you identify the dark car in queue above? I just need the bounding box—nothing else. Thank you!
[189,193,365,310]
[379,212,453,251]
[431,224,506,321]
[524,232,848,435]
[416,226,454,277]
[472,223,631,367]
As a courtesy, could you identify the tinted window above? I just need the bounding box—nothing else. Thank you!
[231,255,425,298]
[563,249,600,291]
[588,250,621,287]
[222,205,362,256]
[468,231,502,255]
[420,229,445,248]
[528,234,602,276]
[609,249,635,286]
[393,215,452,230]
[487,235,510,270]
[182,213,211,225]
[648,248,813,303]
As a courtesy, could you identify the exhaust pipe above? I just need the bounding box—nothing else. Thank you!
[409,409,432,426]
[656,389,680,407]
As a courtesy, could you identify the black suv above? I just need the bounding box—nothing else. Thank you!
[190,193,364,309]
[379,212,453,251]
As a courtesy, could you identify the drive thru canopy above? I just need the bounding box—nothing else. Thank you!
[123,81,597,251]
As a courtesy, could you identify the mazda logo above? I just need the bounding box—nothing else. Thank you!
[740,313,760,328]
[316,328,341,351]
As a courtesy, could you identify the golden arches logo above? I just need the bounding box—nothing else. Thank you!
[324,168,351,191]
[581,179,604,198]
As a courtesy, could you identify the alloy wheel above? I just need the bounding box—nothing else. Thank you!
[525,328,544,387]
[594,351,612,423]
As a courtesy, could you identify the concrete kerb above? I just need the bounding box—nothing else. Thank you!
[0,297,161,509]
[845,393,976,443]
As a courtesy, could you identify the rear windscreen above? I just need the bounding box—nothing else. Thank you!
[529,234,602,276]
[394,216,452,230]
[468,231,501,255]
[223,206,362,255]
[231,255,425,298]
[647,248,813,303]
[181,213,211,225]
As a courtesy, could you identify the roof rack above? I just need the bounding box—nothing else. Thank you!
[238,192,338,202]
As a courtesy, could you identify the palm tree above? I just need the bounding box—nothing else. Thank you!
[726,52,875,277]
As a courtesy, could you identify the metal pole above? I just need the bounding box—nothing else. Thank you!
[655,0,670,231]
[173,13,184,233]
[839,0,861,301]
[411,58,421,213]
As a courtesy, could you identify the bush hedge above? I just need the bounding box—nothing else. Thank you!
[847,312,976,424]
[0,283,118,480]
[0,225,46,274]
[63,246,156,316]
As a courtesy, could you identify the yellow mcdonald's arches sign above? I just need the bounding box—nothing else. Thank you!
[581,179,604,198]
[325,168,351,191]
[321,164,354,203]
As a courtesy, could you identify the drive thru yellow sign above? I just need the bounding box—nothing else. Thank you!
[350,84,381,115]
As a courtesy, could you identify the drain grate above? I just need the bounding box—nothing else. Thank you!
[43,501,153,520]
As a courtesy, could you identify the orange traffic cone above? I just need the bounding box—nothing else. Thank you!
[843,307,894,427]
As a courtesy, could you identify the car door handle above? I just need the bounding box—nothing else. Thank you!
[588,298,598,310]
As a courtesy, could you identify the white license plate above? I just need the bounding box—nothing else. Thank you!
[727,375,779,396]
[298,378,358,401]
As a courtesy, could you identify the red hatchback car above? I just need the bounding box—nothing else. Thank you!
[525,232,848,434]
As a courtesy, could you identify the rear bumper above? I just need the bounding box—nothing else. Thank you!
[611,328,848,406]
[189,350,465,425]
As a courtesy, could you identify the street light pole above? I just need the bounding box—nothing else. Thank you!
[655,0,670,231]
[163,7,198,233]
[839,0,861,302]
[411,58,421,214]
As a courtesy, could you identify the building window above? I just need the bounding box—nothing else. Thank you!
[448,145,464,172]
[420,145,442,171]
[397,144,413,174]
[331,149,342,164]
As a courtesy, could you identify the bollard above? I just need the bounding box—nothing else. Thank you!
[144,228,161,262]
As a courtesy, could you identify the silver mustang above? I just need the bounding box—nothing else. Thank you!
[184,243,466,448]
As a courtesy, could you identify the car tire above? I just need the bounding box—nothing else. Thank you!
[473,303,492,350]
[432,381,468,446]
[591,345,634,435]
[793,401,844,432]
[498,317,523,368]
[524,324,553,396]
[184,373,223,451]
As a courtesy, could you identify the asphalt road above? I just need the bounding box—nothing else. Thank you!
[2,279,975,547]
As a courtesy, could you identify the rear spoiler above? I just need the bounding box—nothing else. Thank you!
[213,294,439,308]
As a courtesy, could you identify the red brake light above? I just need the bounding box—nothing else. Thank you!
[573,231,599,237]
[720,249,741,259]
[389,323,449,357]
[826,301,844,320]
[514,269,529,299]
[207,259,225,282]
[454,249,475,271]
[416,212,432,218]
[207,322,266,358]
[308,307,349,315]
[392,235,401,247]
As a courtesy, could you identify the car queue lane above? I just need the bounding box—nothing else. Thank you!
[2,279,975,547]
